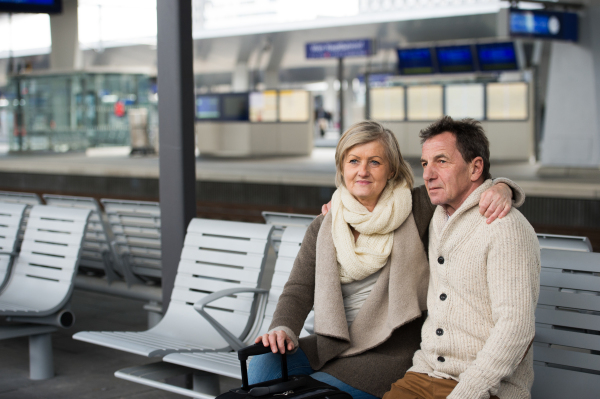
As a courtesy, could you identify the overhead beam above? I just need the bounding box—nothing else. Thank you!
[157,0,197,312]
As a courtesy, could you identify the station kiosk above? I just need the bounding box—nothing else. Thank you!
[194,90,313,157]
[370,41,535,161]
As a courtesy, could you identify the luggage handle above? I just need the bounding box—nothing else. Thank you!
[239,343,289,390]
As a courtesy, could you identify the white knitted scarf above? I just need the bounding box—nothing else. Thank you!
[331,181,412,283]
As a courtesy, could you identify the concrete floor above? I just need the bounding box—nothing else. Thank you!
[0,290,184,399]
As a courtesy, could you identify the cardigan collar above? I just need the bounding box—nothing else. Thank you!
[431,179,493,254]
[313,210,429,357]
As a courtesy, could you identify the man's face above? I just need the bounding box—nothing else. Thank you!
[420,132,482,215]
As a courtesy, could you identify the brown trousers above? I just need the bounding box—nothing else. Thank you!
[383,372,500,399]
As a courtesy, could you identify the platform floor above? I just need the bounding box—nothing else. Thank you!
[0,148,600,199]
[0,290,184,399]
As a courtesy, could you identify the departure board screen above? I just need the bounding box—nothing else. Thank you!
[435,45,475,73]
[509,8,578,42]
[221,93,249,121]
[0,0,62,13]
[397,48,436,75]
[476,42,518,71]
[196,96,220,119]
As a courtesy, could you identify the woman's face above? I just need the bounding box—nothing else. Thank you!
[343,140,393,211]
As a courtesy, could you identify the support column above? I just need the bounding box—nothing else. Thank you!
[50,0,81,70]
[338,57,344,134]
[157,0,197,311]
[264,33,287,89]
[29,333,54,380]
[540,5,600,168]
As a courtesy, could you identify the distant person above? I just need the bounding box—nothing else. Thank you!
[383,117,540,399]
[248,121,520,398]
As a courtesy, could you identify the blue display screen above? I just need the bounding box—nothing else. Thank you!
[435,45,475,73]
[398,48,435,75]
[476,42,518,71]
[0,0,61,13]
[196,96,220,119]
[509,9,578,42]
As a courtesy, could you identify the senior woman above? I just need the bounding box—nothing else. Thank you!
[248,121,520,399]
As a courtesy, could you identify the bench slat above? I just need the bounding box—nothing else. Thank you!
[541,249,600,273]
[184,234,269,254]
[177,260,260,283]
[535,324,600,352]
[538,289,600,312]
[534,344,600,371]
[536,307,600,333]
[180,248,264,269]
[540,270,600,293]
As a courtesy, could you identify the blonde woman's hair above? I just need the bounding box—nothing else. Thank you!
[335,121,414,189]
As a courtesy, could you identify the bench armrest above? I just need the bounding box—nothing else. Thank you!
[194,287,269,351]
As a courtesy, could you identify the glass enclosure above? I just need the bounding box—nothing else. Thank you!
[0,72,157,152]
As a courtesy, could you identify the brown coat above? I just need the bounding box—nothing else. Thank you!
[269,186,435,397]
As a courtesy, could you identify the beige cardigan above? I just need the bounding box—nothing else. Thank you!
[409,180,540,399]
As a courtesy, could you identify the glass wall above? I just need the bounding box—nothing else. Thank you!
[1,72,156,152]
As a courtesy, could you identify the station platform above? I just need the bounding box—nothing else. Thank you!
[0,148,599,249]
[1,148,600,197]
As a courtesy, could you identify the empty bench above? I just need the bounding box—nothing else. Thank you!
[532,248,600,398]
[113,225,309,398]
[0,205,91,379]
[74,218,274,357]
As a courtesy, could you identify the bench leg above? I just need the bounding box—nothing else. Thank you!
[29,333,54,380]
[192,371,220,395]
[144,301,163,329]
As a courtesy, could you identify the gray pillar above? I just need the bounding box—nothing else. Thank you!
[29,333,54,380]
[540,5,600,168]
[338,57,344,134]
[50,0,81,70]
[157,0,197,312]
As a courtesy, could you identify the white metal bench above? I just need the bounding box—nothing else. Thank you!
[262,211,316,253]
[0,203,27,292]
[0,190,43,243]
[0,205,91,379]
[43,195,116,279]
[113,225,309,398]
[100,198,162,284]
[532,248,600,398]
[537,233,593,252]
[73,218,274,358]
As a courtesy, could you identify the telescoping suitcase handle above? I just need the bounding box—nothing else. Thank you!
[238,343,289,390]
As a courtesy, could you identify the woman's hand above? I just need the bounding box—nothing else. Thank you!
[255,330,295,354]
[479,183,512,224]
[321,201,332,216]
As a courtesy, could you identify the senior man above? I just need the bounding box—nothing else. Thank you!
[384,116,540,399]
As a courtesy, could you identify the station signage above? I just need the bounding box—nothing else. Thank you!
[509,8,578,42]
[306,39,374,59]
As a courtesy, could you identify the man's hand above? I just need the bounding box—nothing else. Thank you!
[255,330,294,354]
[479,183,512,224]
[321,201,332,216]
